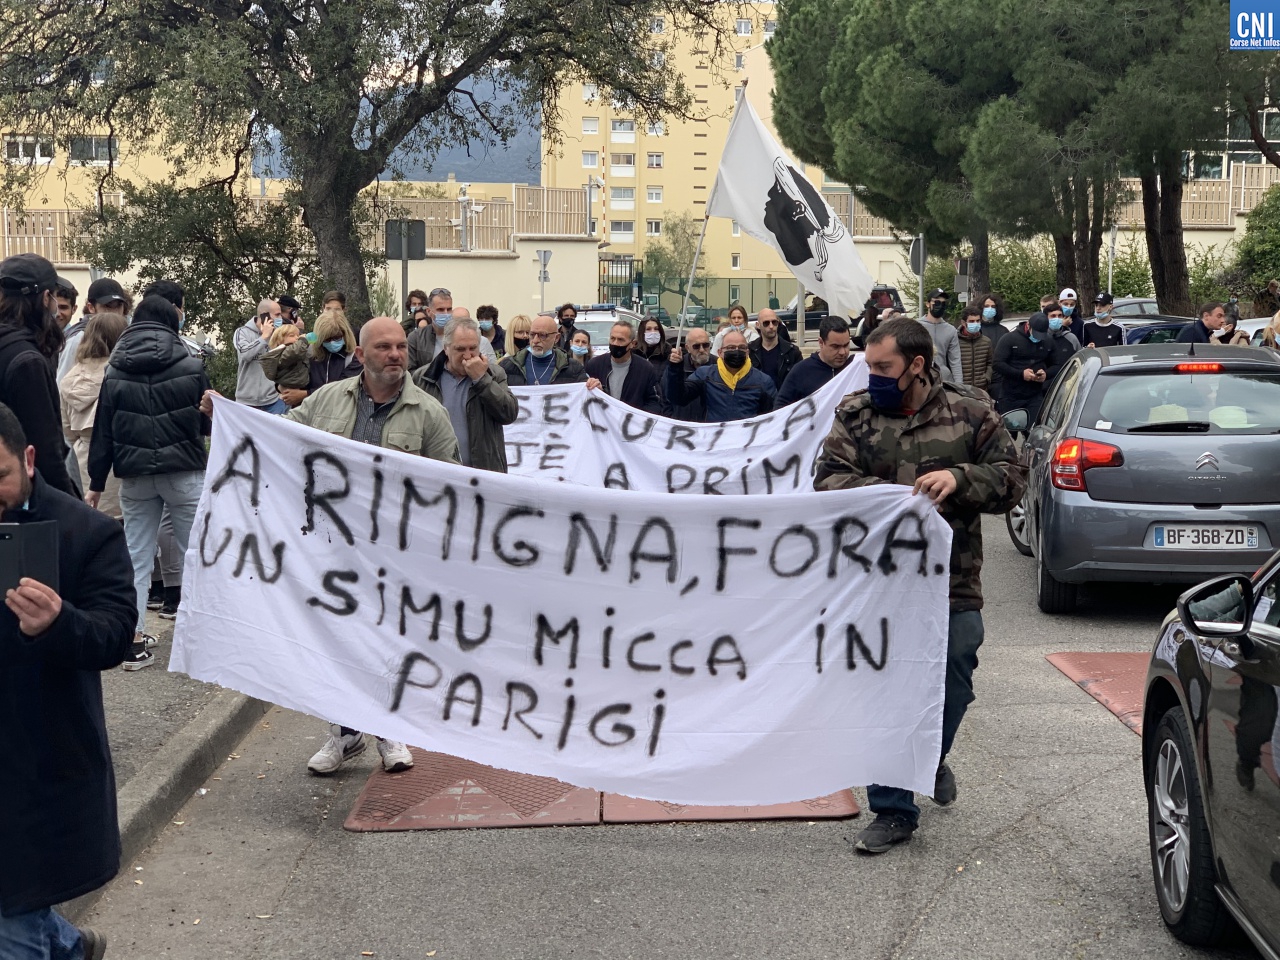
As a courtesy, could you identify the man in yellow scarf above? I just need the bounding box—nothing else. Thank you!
[666,330,777,421]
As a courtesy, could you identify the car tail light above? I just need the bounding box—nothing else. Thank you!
[1174,362,1222,373]
[1051,438,1124,491]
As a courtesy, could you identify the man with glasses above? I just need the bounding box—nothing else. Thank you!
[777,316,853,406]
[664,327,712,420]
[500,313,588,387]
[750,308,802,390]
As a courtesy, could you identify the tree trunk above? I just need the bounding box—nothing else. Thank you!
[1053,233,1075,293]
[1156,155,1192,315]
[1140,170,1167,300]
[969,227,990,300]
[297,155,372,326]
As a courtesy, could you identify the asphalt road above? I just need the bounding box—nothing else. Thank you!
[83,516,1259,960]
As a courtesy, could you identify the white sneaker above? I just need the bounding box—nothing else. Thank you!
[377,739,414,773]
[306,724,366,775]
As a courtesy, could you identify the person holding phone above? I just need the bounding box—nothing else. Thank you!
[0,401,135,959]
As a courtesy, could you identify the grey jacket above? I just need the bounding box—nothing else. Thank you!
[233,317,278,407]
[411,353,518,473]
[917,315,965,384]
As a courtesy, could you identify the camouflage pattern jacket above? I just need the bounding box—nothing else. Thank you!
[813,378,1026,612]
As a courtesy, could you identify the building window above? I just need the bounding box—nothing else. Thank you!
[583,83,598,101]
[731,220,740,236]
[646,186,664,203]
[764,19,777,35]
[610,119,636,143]
[610,153,636,166]
[729,284,741,302]
[646,152,664,168]
[646,121,665,136]
[69,136,118,164]
[735,53,745,70]
[735,18,752,36]
[582,117,599,135]
[731,254,741,269]
[582,151,599,168]
[646,219,663,236]
[650,16,665,33]
[610,187,635,201]
[590,218,598,234]
[651,51,666,68]
[4,136,54,163]
[611,220,635,237]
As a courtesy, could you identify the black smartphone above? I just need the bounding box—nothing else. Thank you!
[0,521,59,594]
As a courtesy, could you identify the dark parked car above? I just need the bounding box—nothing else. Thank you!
[1124,318,1192,344]
[1005,344,1280,613]
[1142,567,1280,954]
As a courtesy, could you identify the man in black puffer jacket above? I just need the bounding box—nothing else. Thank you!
[87,294,210,671]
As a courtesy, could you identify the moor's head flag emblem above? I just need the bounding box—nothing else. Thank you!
[762,158,847,282]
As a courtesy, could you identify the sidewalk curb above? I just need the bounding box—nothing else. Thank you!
[62,689,270,923]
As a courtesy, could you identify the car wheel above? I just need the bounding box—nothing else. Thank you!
[1005,497,1033,557]
[1147,707,1231,946]
[1036,548,1077,614]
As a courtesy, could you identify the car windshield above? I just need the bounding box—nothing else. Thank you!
[1083,370,1280,435]
[574,319,623,346]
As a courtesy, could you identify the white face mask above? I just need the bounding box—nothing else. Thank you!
[644,331,661,345]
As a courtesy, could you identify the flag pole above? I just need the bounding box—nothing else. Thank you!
[674,80,745,350]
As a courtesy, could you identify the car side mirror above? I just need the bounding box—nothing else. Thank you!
[1002,409,1029,433]
[1177,574,1255,638]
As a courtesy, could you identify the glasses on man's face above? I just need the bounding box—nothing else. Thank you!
[529,331,557,341]
[760,320,779,328]
[689,342,710,350]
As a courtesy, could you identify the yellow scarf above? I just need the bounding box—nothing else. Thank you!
[716,354,753,390]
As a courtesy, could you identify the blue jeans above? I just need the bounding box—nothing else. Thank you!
[252,398,288,415]
[866,609,984,827]
[120,471,204,634]
[0,907,84,959]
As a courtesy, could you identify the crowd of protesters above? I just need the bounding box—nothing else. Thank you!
[6,245,1269,955]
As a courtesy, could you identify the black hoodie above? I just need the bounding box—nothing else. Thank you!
[0,325,75,495]
[87,319,210,490]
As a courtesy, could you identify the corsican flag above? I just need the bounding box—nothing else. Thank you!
[708,96,875,321]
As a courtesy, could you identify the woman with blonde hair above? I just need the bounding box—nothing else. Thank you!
[60,311,128,517]
[506,313,533,356]
[1262,311,1280,350]
[275,307,360,407]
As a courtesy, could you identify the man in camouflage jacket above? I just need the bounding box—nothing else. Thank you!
[814,317,1026,855]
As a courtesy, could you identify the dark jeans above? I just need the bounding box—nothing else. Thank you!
[866,609,984,827]
[0,907,84,959]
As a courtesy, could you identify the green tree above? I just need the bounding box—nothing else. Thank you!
[643,209,706,299]
[1232,185,1280,298]
[770,0,1011,295]
[0,0,728,322]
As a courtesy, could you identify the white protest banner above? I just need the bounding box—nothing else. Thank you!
[174,397,953,806]
[707,97,874,320]
[505,354,868,493]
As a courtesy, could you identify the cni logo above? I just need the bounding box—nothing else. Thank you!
[1231,1,1280,49]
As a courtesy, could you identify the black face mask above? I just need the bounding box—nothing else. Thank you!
[514,337,530,351]
[928,302,946,319]
[609,343,629,360]
[721,349,747,370]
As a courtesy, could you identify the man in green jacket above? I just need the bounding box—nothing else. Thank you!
[204,316,460,776]
[813,317,1025,855]
[412,316,519,472]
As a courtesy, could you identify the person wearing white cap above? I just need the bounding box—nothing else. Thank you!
[1057,288,1085,342]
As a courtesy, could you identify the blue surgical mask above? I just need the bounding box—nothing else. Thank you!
[434,312,450,327]
[478,320,494,332]
[1048,318,1064,331]
[867,372,908,411]
[1028,332,1042,343]
[981,307,996,321]
[966,321,981,334]
[272,317,284,328]
[1062,305,1074,316]
[323,338,345,353]
[570,343,589,357]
